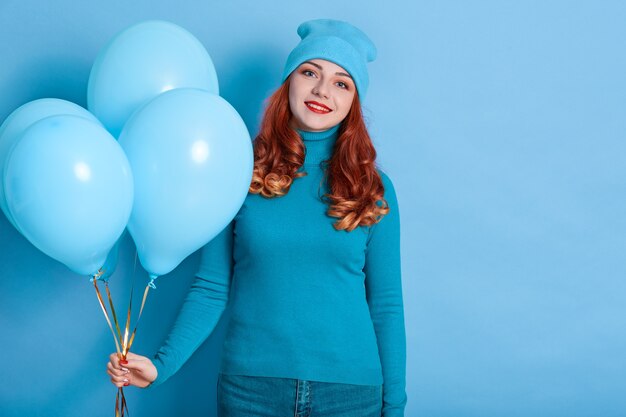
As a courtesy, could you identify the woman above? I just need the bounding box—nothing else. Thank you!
[106,19,407,417]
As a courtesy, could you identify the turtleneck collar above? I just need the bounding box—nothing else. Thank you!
[297,124,340,166]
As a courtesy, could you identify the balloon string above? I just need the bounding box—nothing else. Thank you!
[93,269,125,416]
[116,279,152,417]
[93,275,121,355]
[116,386,129,417]
[115,386,129,417]
[115,388,121,417]
[105,281,124,345]
[93,265,154,416]
[122,387,129,416]
[121,283,134,358]
[125,283,152,355]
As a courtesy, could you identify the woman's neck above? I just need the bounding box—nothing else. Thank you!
[297,124,340,141]
[297,124,341,166]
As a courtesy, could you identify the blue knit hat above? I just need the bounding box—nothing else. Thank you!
[281,19,377,99]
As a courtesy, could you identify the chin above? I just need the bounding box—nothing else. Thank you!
[301,118,334,132]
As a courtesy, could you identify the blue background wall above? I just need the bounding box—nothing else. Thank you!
[1,1,625,416]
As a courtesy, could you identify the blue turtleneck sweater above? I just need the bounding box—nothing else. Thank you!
[151,126,407,416]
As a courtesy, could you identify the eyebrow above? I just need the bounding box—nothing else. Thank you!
[302,61,353,79]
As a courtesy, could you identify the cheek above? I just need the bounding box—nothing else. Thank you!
[336,95,354,119]
[289,76,310,99]
[288,89,299,114]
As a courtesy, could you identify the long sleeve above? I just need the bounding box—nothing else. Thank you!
[148,221,234,387]
[364,173,407,416]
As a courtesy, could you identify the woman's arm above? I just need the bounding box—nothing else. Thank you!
[148,221,235,387]
[364,172,407,416]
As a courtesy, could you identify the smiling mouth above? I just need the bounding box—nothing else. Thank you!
[305,101,332,114]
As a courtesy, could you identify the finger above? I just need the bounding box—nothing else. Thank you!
[125,351,143,360]
[121,359,146,372]
[107,362,128,377]
[110,377,127,388]
[107,369,129,383]
[108,360,129,372]
[107,359,125,373]
[109,353,121,368]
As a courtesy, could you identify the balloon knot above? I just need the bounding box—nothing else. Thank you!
[91,268,106,282]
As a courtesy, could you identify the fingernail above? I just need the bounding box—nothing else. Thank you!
[122,368,129,373]
[123,378,129,382]
[120,360,128,365]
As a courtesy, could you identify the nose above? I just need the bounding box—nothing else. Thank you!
[313,80,330,99]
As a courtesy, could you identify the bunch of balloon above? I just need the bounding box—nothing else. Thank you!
[0,19,253,416]
[87,20,253,415]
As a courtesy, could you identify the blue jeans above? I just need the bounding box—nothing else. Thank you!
[217,373,383,417]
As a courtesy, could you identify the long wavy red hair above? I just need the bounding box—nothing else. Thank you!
[249,79,389,231]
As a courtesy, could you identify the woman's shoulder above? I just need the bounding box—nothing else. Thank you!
[376,168,397,200]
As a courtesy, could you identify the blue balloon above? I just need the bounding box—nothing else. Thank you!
[88,20,219,138]
[118,88,252,278]
[0,99,99,230]
[4,115,133,276]
[98,230,126,281]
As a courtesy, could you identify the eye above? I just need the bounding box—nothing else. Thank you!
[336,81,349,90]
[302,69,316,77]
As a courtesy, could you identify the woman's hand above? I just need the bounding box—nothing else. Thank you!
[106,351,158,388]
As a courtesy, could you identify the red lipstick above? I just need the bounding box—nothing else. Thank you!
[305,101,332,114]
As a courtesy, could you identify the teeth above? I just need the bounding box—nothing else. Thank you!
[306,103,330,112]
